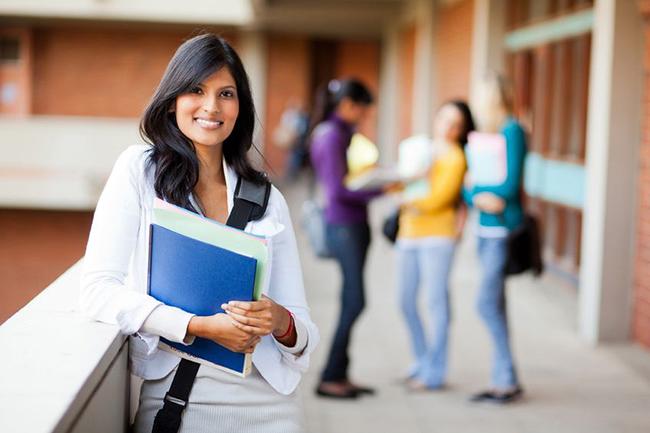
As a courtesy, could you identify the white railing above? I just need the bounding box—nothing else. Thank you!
[0,261,129,433]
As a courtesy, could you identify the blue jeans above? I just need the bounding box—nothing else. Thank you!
[397,239,455,388]
[477,236,519,388]
[321,222,370,382]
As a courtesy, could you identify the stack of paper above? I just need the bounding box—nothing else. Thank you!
[465,132,508,186]
[398,134,434,179]
[345,166,403,191]
[148,198,270,377]
[347,133,380,175]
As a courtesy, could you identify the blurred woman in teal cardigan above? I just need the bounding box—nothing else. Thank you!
[464,75,526,404]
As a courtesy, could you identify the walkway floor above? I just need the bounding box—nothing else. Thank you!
[280,180,650,433]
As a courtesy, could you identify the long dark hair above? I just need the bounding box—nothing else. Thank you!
[140,33,265,210]
[446,99,476,148]
[308,78,374,133]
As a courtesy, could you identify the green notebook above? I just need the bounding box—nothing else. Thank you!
[152,198,270,300]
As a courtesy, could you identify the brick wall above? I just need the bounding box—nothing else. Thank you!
[0,28,33,116]
[0,210,93,324]
[335,40,381,142]
[263,36,382,177]
[634,1,650,348]
[434,0,474,109]
[31,26,235,118]
[263,35,312,177]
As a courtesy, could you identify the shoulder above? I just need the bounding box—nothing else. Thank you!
[501,120,526,150]
[501,119,525,140]
[448,145,466,163]
[312,121,342,145]
[439,145,466,169]
[267,184,291,218]
[246,183,293,238]
[108,145,154,197]
[113,144,152,175]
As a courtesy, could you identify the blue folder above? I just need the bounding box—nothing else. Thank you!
[148,224,258,376]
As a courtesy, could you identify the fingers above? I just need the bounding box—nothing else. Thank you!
[243,336,261,353]
[231,336,260,354]
[222,300,273,318]
[225,310,270,328]
[229,318,271,336]
[226,334,261,353]
[224,299,271,313]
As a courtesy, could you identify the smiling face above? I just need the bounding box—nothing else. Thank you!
[433,104,464,144]
[174,67,239,151]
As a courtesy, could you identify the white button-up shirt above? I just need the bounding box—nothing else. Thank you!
[79,145,319,395]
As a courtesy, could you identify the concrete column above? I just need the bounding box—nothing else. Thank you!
[411,0,436,135]
[469,0,506,105]
[377,24,400,164]
[579,0,643,343]
[238,31,268,153]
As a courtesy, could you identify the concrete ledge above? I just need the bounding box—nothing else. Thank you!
[0,116,141,210]
[0,261,128,433]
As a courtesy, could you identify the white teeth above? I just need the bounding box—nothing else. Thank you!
[196,118,222,128]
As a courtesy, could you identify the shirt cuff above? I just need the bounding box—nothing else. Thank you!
[141,305,195,345]
[274,316,308,355]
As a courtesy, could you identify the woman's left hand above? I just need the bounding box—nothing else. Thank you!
[222,295,291,338]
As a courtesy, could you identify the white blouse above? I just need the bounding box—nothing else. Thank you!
[79,145,319,395]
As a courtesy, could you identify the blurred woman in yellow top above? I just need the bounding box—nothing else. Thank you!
[396,100,475,390]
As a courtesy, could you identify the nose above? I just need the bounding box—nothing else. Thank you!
[202,94,220,114]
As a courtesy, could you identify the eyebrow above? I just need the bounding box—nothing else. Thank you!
[195,83,236,90]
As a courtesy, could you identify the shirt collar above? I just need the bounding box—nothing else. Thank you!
[223,158,236,214]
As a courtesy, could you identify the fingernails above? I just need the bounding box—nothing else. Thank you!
[221,304,228,310]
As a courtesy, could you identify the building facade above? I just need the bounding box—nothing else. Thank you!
[1,0,649,354]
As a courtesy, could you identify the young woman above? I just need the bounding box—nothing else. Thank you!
[309,79,382,399]
[396,100,474,391]
[464,74,526,404]
[79,34,318,432]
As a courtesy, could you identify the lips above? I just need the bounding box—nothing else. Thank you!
[195,118,224,129]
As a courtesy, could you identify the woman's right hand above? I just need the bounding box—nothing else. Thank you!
[474,192,506,214]
[187,314,261,353]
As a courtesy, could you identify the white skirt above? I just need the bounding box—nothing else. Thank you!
[133,364,304,433]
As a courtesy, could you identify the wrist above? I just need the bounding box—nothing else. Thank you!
[187,316,206,338]
[273,309,294,339]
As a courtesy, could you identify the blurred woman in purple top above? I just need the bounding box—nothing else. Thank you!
[309,79,382,399]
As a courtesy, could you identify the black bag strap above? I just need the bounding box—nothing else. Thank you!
[227,175,271,229]
[151,177,271,433]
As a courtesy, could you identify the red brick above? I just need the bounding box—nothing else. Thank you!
[32,27,237,117]
[0,210,92,323]
[434,0,474,110]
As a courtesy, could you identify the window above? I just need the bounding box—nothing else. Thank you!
[0,37,20,64]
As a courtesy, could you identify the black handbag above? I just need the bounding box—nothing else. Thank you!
[382,209,400,243]
[505,213,543,276]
